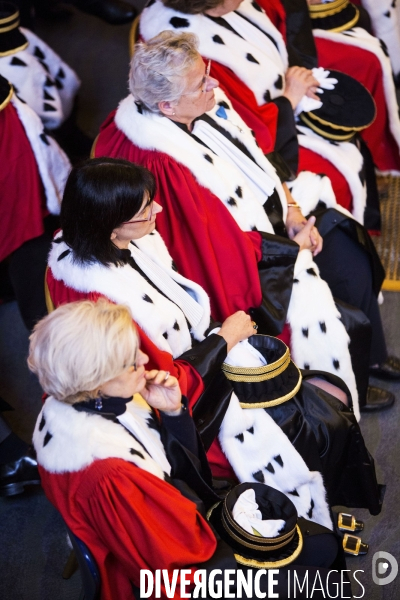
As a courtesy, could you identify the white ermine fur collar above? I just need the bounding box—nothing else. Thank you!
[10,94,70,215]
[313,27,400,171]
[219,392,332,529]
[33,396,165,479]
[140,0,287,106]
[116,89,276,233]
[48,230,211,357]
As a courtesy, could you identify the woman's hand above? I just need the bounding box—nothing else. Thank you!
[218,311,256,352]
[286,206,308,239]
[292,216,323,256]
[283,67,320,109]
[141,370,182,416]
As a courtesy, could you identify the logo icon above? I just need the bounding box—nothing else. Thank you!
[372,551,398,586]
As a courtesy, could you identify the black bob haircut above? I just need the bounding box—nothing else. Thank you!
[61,157,157,267]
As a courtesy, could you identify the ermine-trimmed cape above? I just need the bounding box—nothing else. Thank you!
[0,28,80,129]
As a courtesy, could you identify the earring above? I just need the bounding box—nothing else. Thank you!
[172,111,176,116]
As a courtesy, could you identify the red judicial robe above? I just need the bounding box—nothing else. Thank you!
[35,396,218,600]
[258,0,400,173]
[0,100,47,262]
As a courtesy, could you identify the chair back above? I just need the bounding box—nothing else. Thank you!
[66,527,101,600]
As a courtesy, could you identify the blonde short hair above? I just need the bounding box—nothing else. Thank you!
[28,300,138,404]
[130,31,200,113]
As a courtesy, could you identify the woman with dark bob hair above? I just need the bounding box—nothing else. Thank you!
[31,300,351,600]
[46,157,383,522]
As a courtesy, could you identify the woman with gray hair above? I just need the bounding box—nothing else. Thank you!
[95,30,393,413]
[30,300,348,600]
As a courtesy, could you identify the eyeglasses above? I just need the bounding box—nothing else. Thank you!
[122,201,153,224]
[181,60,213,96]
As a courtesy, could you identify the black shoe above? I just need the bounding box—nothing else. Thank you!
[369,356,400,381]
[74,0,137,24]
[0,449,41,497]
[360,386,395,413]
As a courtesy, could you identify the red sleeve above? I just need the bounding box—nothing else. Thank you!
[46,266,204,402]
[95,119,263,323]
[0,102,45,262]
[83,459,217,599]
[210,61,278,154]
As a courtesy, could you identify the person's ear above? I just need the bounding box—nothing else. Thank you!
[158,100,176,117]
[110,231,117,241]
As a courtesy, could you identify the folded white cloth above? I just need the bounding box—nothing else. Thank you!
[232,488,285,537]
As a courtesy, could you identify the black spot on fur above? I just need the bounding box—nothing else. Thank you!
[43,431,52,447]
[246,53,259,64]
[130,448,145,459]
[34,46,45,59]
[288,489,299,496]
[55,79,64,90]
[10,57,27,66]
[380,39,389,56]
[40,133,50,146]
[57,249,71,261]
[384,10,391,17]
[293,278,299,283]
[247,426,254,434]
[173,321,180,331]
[135,101,143,114]
[306,268,317,277]
[319,321,326,333]
[212,34,225,44]
[43,102,57,112]
[329,140,340,146]
[43,90,55,101]
[143,294,153,303]
[392,0,396,7]
[235,186,243,198]
[252,1,262,11]
[253,470,265,483]
[218,100,229,109]
[235,433,244,443]
[274,454,283,467]
[358,169,366,186]
[251,225,258,231]
[204,154,213,163]
[162,332,168,339]
[39,415,46,431]
[57,67,65,79]
[307,498,315,518]
[45,76,54,87]
[146,414,159,432]
[263,90,271,103]
[333,359,340,370]
[227,197,237,207]
[40,61,50,73]
[302,328,309,338]
[266,462,275,474]
[304,363,310,370]
[274,74,283,90]
[169,16,189,28]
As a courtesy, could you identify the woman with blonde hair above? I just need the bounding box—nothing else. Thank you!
[30,300,349,600]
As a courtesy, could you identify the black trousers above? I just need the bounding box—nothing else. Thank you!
[314,226,387,366]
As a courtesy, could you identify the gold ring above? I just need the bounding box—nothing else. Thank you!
[251,321,258,330]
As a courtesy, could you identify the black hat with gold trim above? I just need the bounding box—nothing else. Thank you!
[299,69,376,142]
[221,335,302,409]
[0,2,28,58]
[207,482,304,568]
[308,0,359,33]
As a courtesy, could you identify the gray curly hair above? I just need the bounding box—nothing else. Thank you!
[129,31,200,114]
